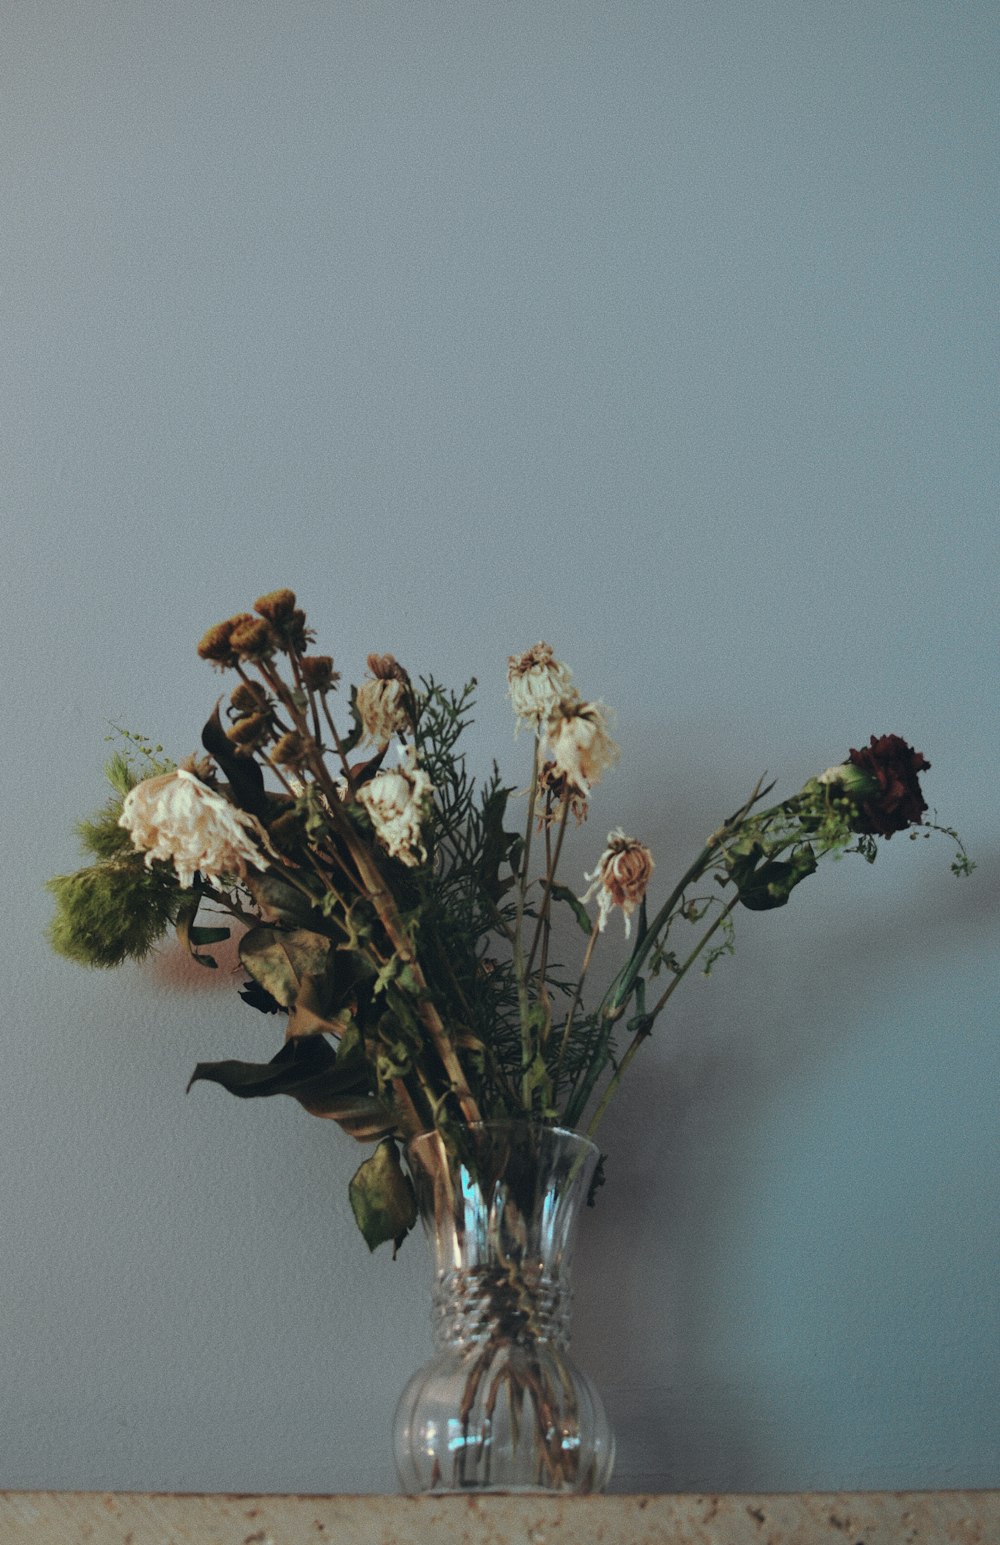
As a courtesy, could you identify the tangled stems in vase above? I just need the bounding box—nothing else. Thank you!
[48,592,973,1253]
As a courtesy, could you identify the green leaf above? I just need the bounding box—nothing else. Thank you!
[201,701,269,818]
[245,871,324,928]
[729,844,818,910]
[478,784,520,901]
[239,926,333,1008]
[522,1049,555,1114]
[550,883,594,935]
[286,974,357,1039]
[187,1036,396,1139]
[176,894,229,969]
[348,1138,418,1254]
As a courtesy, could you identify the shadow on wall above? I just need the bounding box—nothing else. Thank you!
[577,850,998,1492]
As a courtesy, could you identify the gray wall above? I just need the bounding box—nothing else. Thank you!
[3,1,997,1494]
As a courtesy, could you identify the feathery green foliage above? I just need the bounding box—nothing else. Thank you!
[47,857,180,968]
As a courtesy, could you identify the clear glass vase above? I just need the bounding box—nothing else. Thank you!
[393,1121,615,1494]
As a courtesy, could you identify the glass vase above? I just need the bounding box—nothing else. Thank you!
[393,1121,615,1494]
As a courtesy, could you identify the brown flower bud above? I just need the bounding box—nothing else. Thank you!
[250,590,312,653]
[267,807,306,852]
[269,731,308,768]
[230,681,270,715]
[228,616,277,661]
[226,712,270,748]
[197,618,242,667]
[300,655,340,692]
[367,653,410,685]
[254,589,298,623]
[284,609,311,653]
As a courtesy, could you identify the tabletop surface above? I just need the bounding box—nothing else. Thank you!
[0,1490,996,1544]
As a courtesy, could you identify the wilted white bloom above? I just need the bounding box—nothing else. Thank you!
[507,642,574,732]
[357,677,409,747]
[581,829,654,937]
[356,751,433,868]
[545,694,620,792]
[535,759,589,829]
[119,768,269,890]
[356,654,412,747]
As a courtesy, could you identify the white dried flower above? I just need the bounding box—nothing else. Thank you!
[356,752,433,868]
[581,829,654,937]
[119,768,269,890]
[356,654,412,747]
[357,677,410,747]
[545,695,620,792]
[507,643,574,732]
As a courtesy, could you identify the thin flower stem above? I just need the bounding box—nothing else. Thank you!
[598,776,777,1020]
[512,737,541,1109]
[289,652,326,750]
[553,918,601,1100]
[525,795,570,980]
[584,893,741,1139]
[389,1077,426,1141]
[235,663,293,739]
[319,693,356,789]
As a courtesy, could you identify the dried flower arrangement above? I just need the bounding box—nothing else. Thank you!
[49,590,971,1252]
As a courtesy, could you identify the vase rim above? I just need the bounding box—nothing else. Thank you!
[405,1120,600,1161]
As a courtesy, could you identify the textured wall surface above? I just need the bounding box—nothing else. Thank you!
[3,1,997,1495]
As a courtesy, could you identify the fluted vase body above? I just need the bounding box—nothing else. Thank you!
[393,1122,615,1494]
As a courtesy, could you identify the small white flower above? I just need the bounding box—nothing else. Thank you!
[507,643,574,733]
[357,677,409,748]
[581,829,654,937]
[119,768,269,890]
[356,654,412,747]
[356,751,433,868]
[545,695,620,792]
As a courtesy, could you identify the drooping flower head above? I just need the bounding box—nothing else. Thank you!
[581,829,654,936]
[535,759,589,829]
[356,654,412,748]
[507,643,574,733]
[545,694,620,793]
[820,734,930,839]
[356,750,432,868]
[119,768,270,889]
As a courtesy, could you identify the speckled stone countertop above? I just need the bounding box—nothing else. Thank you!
[0,1491,996,1543]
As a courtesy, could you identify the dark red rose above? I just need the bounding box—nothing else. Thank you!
[846,734,930,838]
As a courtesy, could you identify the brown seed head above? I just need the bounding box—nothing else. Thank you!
[269,731,308,768]
[230,681,270,715]
[267,807,306,852]
[254,589,298,623]
[228,615,277,660]
[271,608,311,654]
[300,654,340,692]
[197,618,243,668]
[226,712,270,749]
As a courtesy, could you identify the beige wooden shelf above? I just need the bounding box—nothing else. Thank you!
[0,1490,996,1544]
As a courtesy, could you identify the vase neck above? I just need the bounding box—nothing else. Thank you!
[432,1262,571,1351]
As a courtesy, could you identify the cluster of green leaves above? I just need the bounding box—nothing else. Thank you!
[407,680,524,1115]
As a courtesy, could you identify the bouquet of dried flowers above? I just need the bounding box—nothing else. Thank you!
[49,589,971,1254]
